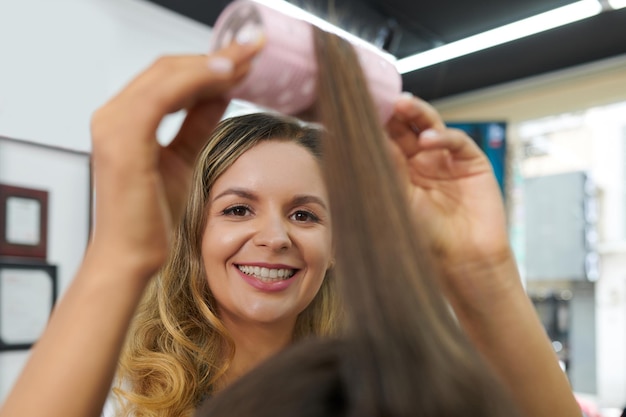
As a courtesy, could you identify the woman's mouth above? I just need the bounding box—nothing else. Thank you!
[237,265,297,282]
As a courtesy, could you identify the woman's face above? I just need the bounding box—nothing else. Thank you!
[202,140,332,329]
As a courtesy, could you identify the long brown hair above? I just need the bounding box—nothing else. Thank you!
[196,27,519,417]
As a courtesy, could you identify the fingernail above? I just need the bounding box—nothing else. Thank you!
[420,129,438,140]
[207,56,234,74]
[401,91,414,99]
[236,24,264,45]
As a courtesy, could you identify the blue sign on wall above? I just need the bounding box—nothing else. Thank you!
[447,122,507,195]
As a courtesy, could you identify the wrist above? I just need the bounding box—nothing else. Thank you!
[440,249,526,318]
[82,241,164,287]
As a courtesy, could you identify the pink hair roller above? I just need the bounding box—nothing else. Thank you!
[209,0,402,123]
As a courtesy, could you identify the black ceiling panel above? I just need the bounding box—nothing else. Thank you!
[402,7,626,100]
[144,0,626,101]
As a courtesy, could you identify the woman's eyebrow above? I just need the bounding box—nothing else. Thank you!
[291,195,328,210]
[212,188,258,203]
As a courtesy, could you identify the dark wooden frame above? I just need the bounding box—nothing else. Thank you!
[0,183,49,260]
[0,260,57,351]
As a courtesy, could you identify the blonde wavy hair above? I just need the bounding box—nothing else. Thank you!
[113,113,341,417]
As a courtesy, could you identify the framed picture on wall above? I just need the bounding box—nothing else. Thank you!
[0,183,49,260]
[0,261,57,351]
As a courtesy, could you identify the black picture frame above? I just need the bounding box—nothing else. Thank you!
[0,261,57,351]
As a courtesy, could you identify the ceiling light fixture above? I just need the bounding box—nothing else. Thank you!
[251,0,391,56]
[608,0,626,9]
[396,0,603,74]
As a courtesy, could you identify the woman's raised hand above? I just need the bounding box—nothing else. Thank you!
[385,93,513,302]
[89,39,263,278]
[385,94,582,417]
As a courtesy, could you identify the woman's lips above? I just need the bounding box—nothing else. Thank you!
[235,264,299,292]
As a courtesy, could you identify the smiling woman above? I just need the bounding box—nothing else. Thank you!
[111,113,341,416]
[203,140,331,327]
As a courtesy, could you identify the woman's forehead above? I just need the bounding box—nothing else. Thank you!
[212,140,328,198]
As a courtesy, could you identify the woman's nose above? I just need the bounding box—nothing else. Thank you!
[253,216,292,251]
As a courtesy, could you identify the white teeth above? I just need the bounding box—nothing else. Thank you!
[237,265,295,282]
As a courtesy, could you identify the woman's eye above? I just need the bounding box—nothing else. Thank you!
[291,210,319,223]
[223,205,250,217]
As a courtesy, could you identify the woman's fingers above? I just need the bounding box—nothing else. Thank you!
[94,40,263,149]
[168,98,230,167]
[393,93,446,131]
[386,93,446,158]
[385,94,486,166]
[167,40,264,171]
[127,41,263,134]
[416,128,483,161]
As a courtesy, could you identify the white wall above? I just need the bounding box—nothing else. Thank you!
[596,252,626,407]
[0,0,213,152]
[0,0,213,403]
[591,103,626,407]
